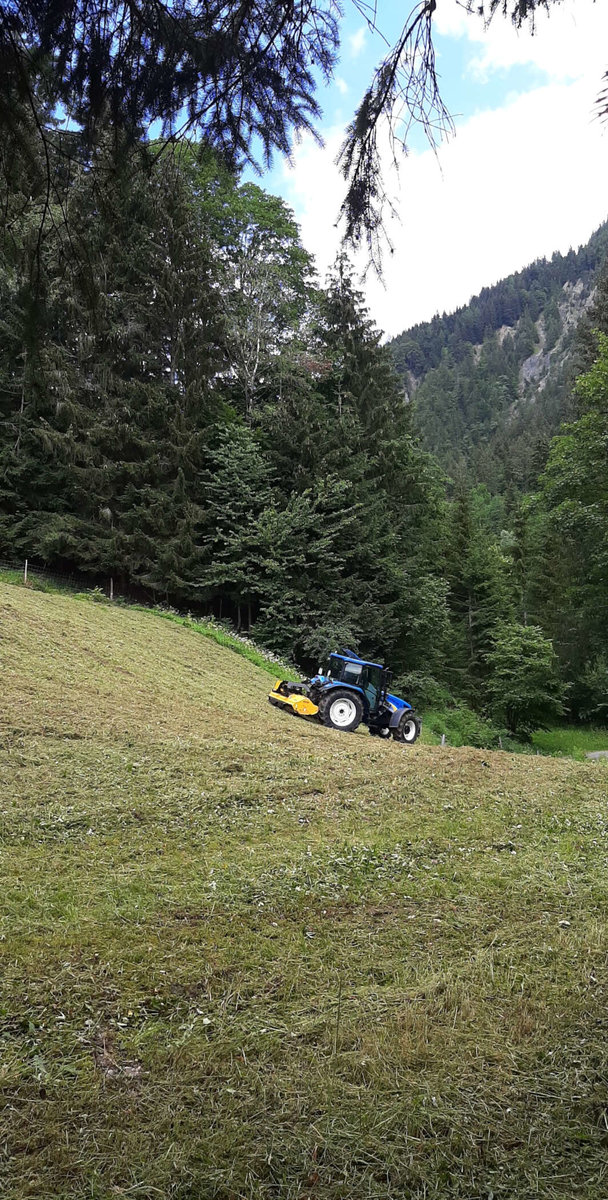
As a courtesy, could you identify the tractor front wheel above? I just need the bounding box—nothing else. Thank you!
[320,690,363,733]
[393,714,421,744]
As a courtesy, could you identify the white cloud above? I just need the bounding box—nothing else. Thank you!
[435,0,608,82]
[278,1,608,337]
[348,26,367,59]
[281,75,608,337]
[335,76,349,96]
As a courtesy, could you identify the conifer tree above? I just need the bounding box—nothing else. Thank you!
[446,485,515,701]
[194,425,275,628]
[538,332,608,693]
[0,98,78,561]
[260,256,452,684]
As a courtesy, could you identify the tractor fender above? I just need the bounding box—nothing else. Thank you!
[390,708,419,734]
[387,699,413,729]
[386,692,411,710]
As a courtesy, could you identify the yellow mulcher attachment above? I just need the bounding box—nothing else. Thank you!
[268,680,319,717]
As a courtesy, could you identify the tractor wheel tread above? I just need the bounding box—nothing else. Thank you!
[392,714,422,744]
[319,689,363,733]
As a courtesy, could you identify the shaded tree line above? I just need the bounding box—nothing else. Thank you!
[0,116,448,683]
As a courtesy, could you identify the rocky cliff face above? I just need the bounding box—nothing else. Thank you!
[519,280,594,395]
[388,221,608,490]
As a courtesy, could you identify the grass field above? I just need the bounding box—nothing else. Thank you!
[532,726,608,759]
[2,583,608,1199]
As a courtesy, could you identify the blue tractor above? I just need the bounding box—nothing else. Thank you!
[269,649,421,743]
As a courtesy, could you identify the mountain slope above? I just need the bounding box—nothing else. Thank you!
[390,220,608,489]
[2,582,608,1198]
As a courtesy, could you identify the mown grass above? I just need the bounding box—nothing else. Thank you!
[0,567,295,679]
[2,583,608,1199]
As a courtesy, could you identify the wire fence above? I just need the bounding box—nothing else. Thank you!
[0,556,238,627]
[0,558,116,597]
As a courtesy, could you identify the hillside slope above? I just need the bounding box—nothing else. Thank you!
[2,584,608,1199]
[390,220,608,489]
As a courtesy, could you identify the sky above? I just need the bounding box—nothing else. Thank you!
[257,0,608,339]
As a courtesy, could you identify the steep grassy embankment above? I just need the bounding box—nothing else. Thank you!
[1,583,608,1199]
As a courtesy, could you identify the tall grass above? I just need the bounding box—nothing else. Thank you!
[532,725,608,759]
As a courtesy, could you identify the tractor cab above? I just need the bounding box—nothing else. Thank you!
[322,651,388,717]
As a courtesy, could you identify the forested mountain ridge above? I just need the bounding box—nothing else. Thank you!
[389,221,608,489]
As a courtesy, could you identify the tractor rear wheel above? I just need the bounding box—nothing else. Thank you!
[320,690,363,733]
[393,714,421,744]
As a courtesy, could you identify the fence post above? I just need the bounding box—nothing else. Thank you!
[24,559,28,586]
[109,577,114,602]
[441,733,446,746]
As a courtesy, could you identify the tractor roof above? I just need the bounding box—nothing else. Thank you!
[330,650,385,671]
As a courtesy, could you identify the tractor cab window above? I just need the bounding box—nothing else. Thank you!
[363,665,382,713]
[327,655,352,682]
[328,656,363,687]
[327,655,383,714]
[342,662,363,686]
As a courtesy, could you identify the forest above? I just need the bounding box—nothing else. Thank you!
[1,94,607,741]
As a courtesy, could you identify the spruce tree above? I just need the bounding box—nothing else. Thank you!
[194,425,275,628]
[537,332,608,692]
[446,485,514,702]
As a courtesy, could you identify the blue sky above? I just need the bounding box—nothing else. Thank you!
[318,7,548,149]
[250,0,608,336]
[257,2,551,180]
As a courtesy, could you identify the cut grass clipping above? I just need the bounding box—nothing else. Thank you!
[1,582,608,1199]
